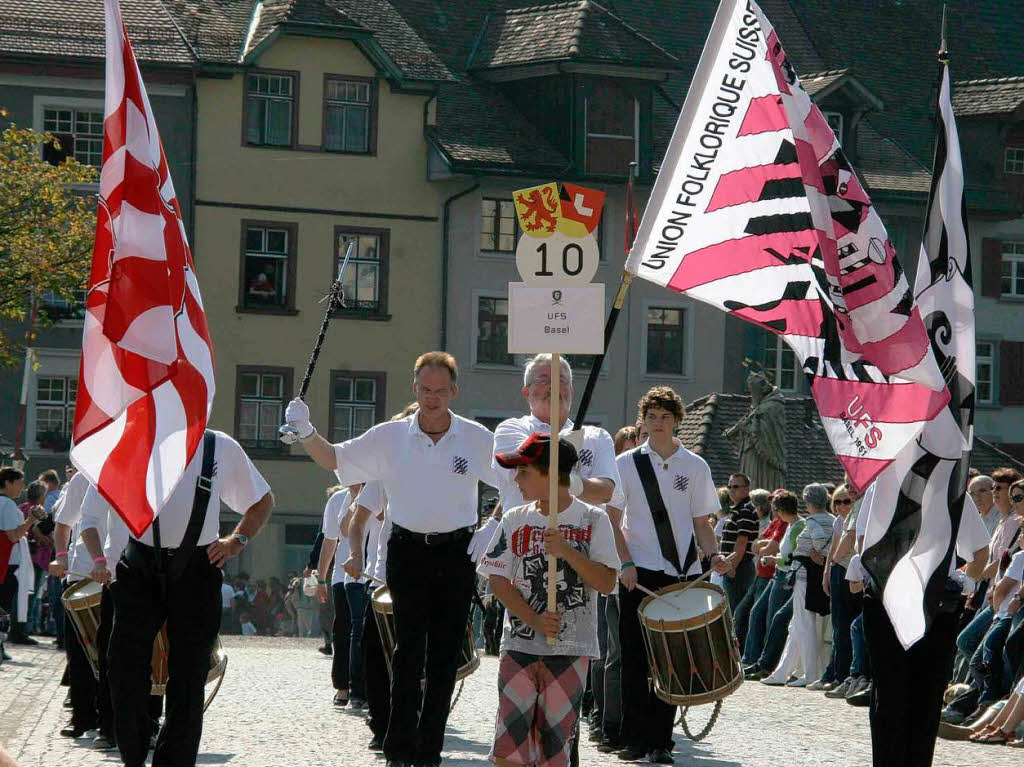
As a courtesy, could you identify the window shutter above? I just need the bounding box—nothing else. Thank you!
[999,341,1024,406]
[981,238,1003,298]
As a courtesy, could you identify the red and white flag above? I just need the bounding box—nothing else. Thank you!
[70,0,215,537]
[626,0,949,490]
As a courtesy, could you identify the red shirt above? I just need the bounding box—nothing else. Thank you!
[755,517,789,579]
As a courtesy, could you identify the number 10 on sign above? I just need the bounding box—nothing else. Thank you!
[515,230,599,286]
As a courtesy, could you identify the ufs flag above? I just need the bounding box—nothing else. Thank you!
[861,63,977,648]
[70,0,215,537]
[626,0,949,490]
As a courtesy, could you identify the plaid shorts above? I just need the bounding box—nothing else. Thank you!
[490,651,589,767]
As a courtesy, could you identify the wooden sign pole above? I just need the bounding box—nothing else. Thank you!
[546,352,560,645]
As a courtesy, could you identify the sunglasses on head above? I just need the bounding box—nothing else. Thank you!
[1012,494,1024,504]
[834,498,853,506]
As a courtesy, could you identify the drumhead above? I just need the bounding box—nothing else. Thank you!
[641,585,723,622]
[66,580,103,604]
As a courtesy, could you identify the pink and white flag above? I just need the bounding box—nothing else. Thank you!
[626,0,949,490]
[70,0,215,537]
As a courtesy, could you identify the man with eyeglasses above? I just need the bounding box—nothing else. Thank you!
[968,476,998,537]
[717,473,759,610]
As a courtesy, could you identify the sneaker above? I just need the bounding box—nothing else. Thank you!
[822,681,837,692]
[847,684,872,707]
[744,665,767,681]
[761,675,787,686]
[350,697,367,710]
[806,679,828,691]
[93,734,116,751]
[845,676,868,698]
[786,677,809,688]
[825,678,851,699]
[939,706,967,725]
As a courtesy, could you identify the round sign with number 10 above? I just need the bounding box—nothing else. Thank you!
[515,230,599,286]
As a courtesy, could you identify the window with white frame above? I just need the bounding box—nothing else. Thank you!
[324,77,373,153]
[646,307,686,375]
[1000,242,1024,297]
[763,333,798,392]
[477,296,514,366]
[245,71,296,147]
[35,376,77,449]
[335,227,388,316]
[330,372,383,443]
[480,198,518,254]
[976,341,995,405]
[1005,147,1024,175]
[586,80,638,175]
[40,290,87,321]
[823,110,844,144]
[41,107,103,167]
[236,369,288,450]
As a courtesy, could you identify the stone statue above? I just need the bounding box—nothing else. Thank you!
[724,371,787,490]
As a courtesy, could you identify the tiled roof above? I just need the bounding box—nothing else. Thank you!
[953,76,1024,116]
[677,393,845,493]
[855,122,932,195]
[971,438,1024,478]
[467,1,679,71]
[802,68,850,96]
[241,0,364,60]
[0,0,195,66]
[428,81,568,170]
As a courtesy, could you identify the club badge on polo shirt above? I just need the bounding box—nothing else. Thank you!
[578,449,594,468]
[452,456,469,475]
[674,475,689,493]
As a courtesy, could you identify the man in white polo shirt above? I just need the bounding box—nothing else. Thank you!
[285,352,501,767]
[606,387,723,764]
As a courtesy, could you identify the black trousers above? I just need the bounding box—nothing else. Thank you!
[619,568,682,753]
[863,593,960,767]
[384,530,475,763]
[108,545,221,767]
[64,585,99,731]
[331,583,351,690]
[0,567,17,617]
[362,598,392,739]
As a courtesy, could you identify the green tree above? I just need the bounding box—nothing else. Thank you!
[0,109,98,367]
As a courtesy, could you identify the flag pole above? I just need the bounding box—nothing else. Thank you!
[546,353,561,645]
[571,161,639,429]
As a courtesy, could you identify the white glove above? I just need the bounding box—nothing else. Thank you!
[467,517,499,563]
[951,570,975,596]
[569,469,583,497]
[284,397,314,438]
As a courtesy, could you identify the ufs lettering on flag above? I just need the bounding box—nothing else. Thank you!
[625,0,949,491]
[70,0,215,537]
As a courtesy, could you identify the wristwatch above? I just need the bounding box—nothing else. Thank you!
[230,532,250,547]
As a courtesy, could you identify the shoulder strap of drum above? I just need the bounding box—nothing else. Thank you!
[632,450,695,576]
[167,430,217,584]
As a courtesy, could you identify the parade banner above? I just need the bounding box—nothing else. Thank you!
[862,63,976,648]
[70,0,215,536]
[626,0,949,490]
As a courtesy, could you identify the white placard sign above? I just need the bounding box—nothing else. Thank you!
[514,230,599,286]
[508,282,605,354]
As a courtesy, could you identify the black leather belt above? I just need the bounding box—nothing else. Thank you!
[125,538,209,568]
[391,524,472,546]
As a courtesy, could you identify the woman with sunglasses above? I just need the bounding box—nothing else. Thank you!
[809,485,858,691]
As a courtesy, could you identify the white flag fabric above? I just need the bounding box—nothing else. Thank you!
[70,0,215,537]
[861,63,976,648]
[625,0,949,492]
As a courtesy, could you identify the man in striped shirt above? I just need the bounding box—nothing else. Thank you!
[716,473,759,609]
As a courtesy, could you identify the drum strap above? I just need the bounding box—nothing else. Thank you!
[156,430,217,587]
[632,451,697,577]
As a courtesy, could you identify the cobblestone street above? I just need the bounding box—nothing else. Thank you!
[0,636,1016,767]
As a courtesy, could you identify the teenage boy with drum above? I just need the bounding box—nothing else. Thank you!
[478,433,618,767]
[606,387,724,764]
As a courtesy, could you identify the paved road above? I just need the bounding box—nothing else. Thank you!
[0,636,1015,766]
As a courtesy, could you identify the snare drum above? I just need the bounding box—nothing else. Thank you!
[62,579,228,708]
[371,585,479,682]
[637,582,743,706]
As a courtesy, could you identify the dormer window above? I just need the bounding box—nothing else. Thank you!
[586,81,638,175]
[1005,147,1024,175]
[822,110,844,144]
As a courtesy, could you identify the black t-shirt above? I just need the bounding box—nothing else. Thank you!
[721,500,758,559]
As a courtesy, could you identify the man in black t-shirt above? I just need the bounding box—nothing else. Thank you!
[714,473,759,609]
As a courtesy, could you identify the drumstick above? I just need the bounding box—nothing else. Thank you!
[634,583,686,613]
[633,568,716,611]
[360,571,386,586]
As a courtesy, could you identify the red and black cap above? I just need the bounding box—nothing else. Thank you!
[494,432,578,474]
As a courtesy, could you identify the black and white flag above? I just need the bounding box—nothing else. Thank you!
[861,62,976,648]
